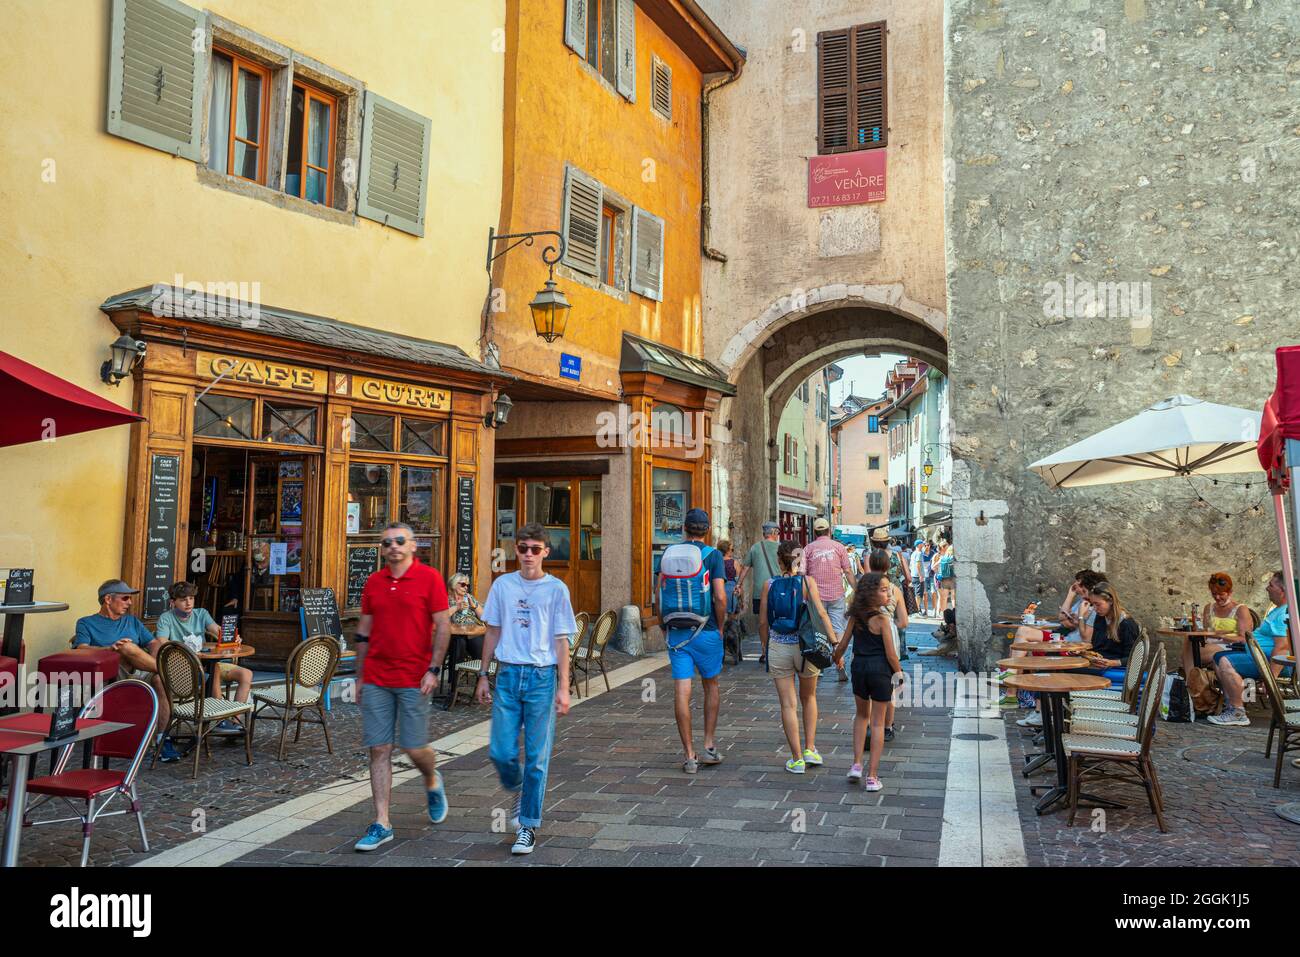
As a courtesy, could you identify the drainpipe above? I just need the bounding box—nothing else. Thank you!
[701,59,744,263]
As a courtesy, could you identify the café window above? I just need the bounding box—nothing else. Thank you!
[261,402,318,446]
[650,464,692,600]
[195,394,255,441]
[344,411,449,608]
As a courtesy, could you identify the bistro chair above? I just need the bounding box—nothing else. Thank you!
[1246,636,1300,788]
[151,642,253,778]
[249,636,339,760]
[1066,630,1150,713]
[451,658,497,709]
[1064,647,1167,832]
[576,610,617,696]
[568,613,592,697]
[22,679,158,866]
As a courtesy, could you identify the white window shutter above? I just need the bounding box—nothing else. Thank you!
[357,91,432,237]
[561,165,602,277]
[629,206,664,301]
[651,56,672,120]
[564,0,588,56]
[107,0,208,161]
[616,0,636,101]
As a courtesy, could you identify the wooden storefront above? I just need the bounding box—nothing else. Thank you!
[104,287,503,664]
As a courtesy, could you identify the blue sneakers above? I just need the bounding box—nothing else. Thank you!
[354,822,394,852]
[158,738,182,763]
[427,771,449,824]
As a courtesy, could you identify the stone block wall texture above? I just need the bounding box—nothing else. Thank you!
[946,0,1299,668]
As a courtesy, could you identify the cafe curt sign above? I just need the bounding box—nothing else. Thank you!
[197,352,325,394]
[807,150,887,208]
[334,372,450,411]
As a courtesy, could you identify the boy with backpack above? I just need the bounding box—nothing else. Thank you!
[657,508,728,774]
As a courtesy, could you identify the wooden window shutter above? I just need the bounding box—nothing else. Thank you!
[651,55,672,120]
[629,206,664,301]
[561,165,602,276]
[817,21,887,154]
[107,0,208,161]
[564,0,588,56]
[816,28,850,154]
[616,0,636,101]
[357,91,432,237]
[853,22,887,149]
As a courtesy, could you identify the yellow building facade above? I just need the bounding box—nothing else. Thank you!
[0,0,504,664]
[487,0,742,624]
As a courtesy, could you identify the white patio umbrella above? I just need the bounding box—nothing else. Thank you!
[1029,394,1262,490]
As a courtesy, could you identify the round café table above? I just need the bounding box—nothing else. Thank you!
[1156,629,1225,670]
[198,644,256,704]
[1004,671,1115,815]
[1001,656,1089,774]
[994,620,1061,632]
[1009,640,1088,654]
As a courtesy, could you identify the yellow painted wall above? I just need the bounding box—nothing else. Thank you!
[493,0,706,396]
[0,0,504,663]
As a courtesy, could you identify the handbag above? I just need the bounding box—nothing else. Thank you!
[795,578,835,672]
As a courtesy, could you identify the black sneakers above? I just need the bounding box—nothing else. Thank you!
[511,826,536,855]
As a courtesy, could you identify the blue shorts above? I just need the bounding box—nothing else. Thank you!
[1213,649,1264,680]
[668,629,723,680]
[361,684,430,750]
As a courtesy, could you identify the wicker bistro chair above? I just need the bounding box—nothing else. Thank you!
[568,613,592,697]
[1064,647,1168,832]
[250,636,340,760]
[1246,636,1300,788]
[23,679,158,866]
[576,610,617,696]
[151,643,253,778]
[451,658,498,708]
[1066,631,1150,713]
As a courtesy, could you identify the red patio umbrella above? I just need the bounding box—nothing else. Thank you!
[0,349,142,448]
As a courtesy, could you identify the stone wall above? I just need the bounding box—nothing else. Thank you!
[946,0,1299,668]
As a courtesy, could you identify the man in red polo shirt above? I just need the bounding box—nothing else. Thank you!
[352,522,452,852]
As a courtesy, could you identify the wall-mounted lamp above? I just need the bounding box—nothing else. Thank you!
[486,227,572,344]
[101,333,146,386]
[484,393,513,430]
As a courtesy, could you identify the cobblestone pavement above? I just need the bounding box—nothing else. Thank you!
[7,650,633,867]
[1008,699,1300,867]
[225,621,961,866]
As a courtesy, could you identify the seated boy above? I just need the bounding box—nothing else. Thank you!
[155,581,252,733]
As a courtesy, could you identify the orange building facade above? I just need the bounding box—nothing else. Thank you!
[487,0,742,626]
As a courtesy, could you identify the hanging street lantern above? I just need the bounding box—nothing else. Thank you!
[486,226,572,344]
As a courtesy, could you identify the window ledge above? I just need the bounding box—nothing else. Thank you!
[556,262,630,304]
[195,166,355,227]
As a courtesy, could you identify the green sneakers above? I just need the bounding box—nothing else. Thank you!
[802,748,823,766]
[785,757,806,774]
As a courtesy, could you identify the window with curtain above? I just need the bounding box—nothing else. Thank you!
[207,48,269,183]
[285,81,336,206]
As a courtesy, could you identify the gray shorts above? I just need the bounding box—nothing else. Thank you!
[361,684,430,750]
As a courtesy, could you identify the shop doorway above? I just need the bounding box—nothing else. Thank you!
[494,477,601,615]
[187,445,319,624]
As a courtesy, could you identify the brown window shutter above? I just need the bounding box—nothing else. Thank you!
[816,28,849,154]
[853,22,887,149]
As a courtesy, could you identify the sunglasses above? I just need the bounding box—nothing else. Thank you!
[1209,578,1231,588]
[516,543,545,555]
[381,536,408,548]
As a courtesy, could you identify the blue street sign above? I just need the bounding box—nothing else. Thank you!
[560,353,581,381]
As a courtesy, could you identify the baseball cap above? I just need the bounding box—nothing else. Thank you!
[813,517,831,532]
[684,507,710,527]
[914,539,924,547]
[762,521,779,532]
[98,579,140,600]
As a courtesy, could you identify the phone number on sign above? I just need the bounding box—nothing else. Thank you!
[1123,893,1250,909]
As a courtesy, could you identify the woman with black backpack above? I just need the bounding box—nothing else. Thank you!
[832,572,902,792]
[759,540,837,774]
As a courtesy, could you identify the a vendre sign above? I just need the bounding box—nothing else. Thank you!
[807,150,886,207]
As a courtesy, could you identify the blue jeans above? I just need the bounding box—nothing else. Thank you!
[489,663,557,829]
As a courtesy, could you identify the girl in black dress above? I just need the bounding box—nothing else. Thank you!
[832,572,902,792]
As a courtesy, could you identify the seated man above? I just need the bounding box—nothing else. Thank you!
[155,581,251,734]
[71,579,176,761]
[1208,570,1291,727]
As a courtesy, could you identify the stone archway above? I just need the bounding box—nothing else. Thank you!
[711,286,947,539]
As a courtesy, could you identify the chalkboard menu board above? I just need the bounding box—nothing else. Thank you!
[3,568,34,605]
[346,546,379,608]
[45,685,78,743]
[143,453,181,618]
[299,587,342,643]
[218,614,239,646]
[457,476,475,576]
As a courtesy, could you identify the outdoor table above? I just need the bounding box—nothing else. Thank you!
[998,656,1089,671]
[994,620,1061,632]
[1009,640,1088,654]
[1156,629,1223,669]
[1,718,130,867]
[1003,672,1115,815]
[1,601,69,661]
[438,623,486,711]
[198,644,256,662]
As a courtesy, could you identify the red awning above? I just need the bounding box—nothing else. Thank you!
[0,350,143,448]
[1258,345,1300,487]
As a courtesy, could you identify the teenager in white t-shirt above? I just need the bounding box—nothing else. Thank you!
[477,522,577,856]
